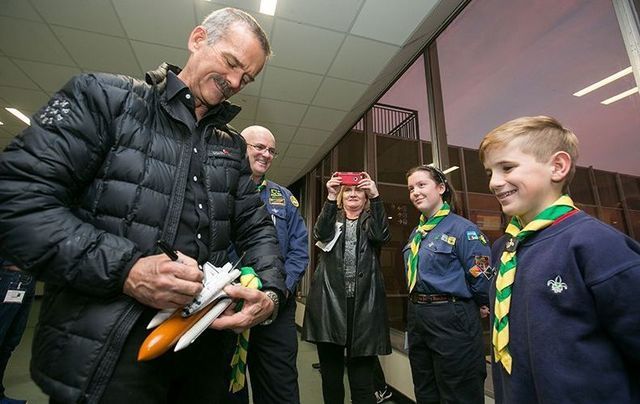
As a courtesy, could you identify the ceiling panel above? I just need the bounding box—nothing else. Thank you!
[292,127,332,146]
[53,27,142,77]
[300,106,347,131]
[263,122,298,144]
[260,66,323,104]
[229,94,258,120]
[131,41,189,73]
[275,0,363,32]
[269,19,344,75]
[312,78,368,111]
[0,57,38,89]
[277,155,308,169]
[0,0,42,21]
[15,60,81,92]
[112,0,197,48]
[328,36,399,84]
[285,143,318,159]
[0,17,74,65]
[0,86,49,112]
[196,1,275,38]
[351,0,438,45]
[256,98,307,126]
[31,0,126,36]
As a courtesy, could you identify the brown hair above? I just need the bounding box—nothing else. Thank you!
[406,165,459,212]
[479,116,579,191]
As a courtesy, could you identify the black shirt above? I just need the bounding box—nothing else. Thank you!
[165,71,211,265]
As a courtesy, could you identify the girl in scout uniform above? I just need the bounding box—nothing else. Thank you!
[403,165,490,404]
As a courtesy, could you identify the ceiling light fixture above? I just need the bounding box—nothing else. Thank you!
[260,0,277,16]
[0,121,4,126]
[573,66,633,97]
[442,166,459,174]
[601,87,639,105]
[5,108,31,126]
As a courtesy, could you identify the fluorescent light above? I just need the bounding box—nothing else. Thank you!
[573,66,633,97]
[5,108,30,125]
[0,121,3,126]
[260,0,277,15]
[601,87,639,105]
[443,166,459,174]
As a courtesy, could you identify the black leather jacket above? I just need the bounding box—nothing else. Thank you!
[302,198,391,357]
[0,64,285,403]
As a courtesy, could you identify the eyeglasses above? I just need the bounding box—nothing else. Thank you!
[247,143,278,157]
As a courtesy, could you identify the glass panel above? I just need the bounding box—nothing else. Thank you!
[595,170,620,208]
[376,136,420,184]
[600,208,627,233]
[467,193,504,243]
[336,131,365,172]
[379,184,421,331]
[571,167,595,205]
[630,211,640,240]
[621,174,640,210]
[421,141,433,165]
[464,149,490,194]
[322,153,331,179]
[378,55,431,141]
[447,146,463,191]
[437,1,639,179]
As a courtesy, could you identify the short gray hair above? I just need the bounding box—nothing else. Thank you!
[201,7,272,59]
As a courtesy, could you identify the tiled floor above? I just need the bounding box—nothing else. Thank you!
[3,300,493,403]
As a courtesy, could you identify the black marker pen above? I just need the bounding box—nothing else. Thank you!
[157,240,179,261]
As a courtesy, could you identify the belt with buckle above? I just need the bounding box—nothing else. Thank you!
[410,293,457,304]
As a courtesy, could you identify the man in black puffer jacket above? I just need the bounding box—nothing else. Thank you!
[0,7,285,404]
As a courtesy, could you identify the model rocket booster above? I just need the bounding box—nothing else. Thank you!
[138,257,243,361]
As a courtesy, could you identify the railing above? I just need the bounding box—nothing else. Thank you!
[353,103,419,140]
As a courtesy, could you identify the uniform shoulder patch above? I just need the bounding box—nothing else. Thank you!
[269,188,285,206]
[290,195,299,208]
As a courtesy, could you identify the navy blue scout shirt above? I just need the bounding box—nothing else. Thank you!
[259,180,309,294]
[403,213,491,305]
[489,211,640,404]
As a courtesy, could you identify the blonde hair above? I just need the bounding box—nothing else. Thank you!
[336,186,370,211]
[479,116,579,191]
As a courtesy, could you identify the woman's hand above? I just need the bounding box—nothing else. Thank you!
[326,173,342,201]
[357,172,379,198]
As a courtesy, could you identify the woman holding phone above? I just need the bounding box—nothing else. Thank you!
[302,172,391,404]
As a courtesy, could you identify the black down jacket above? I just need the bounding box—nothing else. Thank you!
[0,64,284,403]
[302,198,391,357]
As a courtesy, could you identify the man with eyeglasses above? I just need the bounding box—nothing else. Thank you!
[225,125,309,404]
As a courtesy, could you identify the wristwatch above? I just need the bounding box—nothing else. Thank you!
[261,290,280,326]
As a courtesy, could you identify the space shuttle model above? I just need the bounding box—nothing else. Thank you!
[137,258,242,361]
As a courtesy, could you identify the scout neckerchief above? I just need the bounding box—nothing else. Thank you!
[406,202,451,292]
[493,194,577,374]
[229,267,262,392]
[256,178,267,192]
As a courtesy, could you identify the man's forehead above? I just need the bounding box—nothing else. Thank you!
[244,128,275,145]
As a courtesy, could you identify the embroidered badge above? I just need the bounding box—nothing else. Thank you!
[473,255,494,279]
[440,234,448,242]
[269,188,285,206]
[290,195,299,208]
[469,266,482,278]
[547,275,567,294]
[38,97,71,127]
[479,234,488,245]
[466,230,479,241]
[446,236,456,245]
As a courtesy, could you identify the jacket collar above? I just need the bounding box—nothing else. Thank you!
[145,62,241,125]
